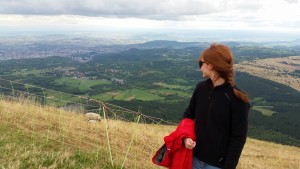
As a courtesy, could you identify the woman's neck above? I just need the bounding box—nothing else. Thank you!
[210,74,225,87]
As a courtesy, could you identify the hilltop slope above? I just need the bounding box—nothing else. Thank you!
[0,98,299,169]
[235,56,300,91]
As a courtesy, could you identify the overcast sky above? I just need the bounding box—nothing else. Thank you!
[0,0,299,32]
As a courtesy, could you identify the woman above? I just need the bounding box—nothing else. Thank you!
[183,43,250,169]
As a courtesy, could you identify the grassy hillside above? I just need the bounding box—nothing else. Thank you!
[235,56,300,91]
[0,98,299,169]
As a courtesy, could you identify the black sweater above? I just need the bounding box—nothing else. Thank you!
[183,79,249,169]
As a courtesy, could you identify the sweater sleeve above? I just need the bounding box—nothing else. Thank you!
[223,100,250,169]
[182,83,200,120]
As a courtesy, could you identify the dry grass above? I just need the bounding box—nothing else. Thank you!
[0,98,173,169]
[240,139,300,168]
[235,56,300,91]
[0,98,300,168]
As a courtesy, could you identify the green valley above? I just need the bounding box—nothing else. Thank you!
[0,40,299,147]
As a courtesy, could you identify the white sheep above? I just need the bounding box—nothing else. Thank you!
[85,112,101,122]
[88,120,98,123]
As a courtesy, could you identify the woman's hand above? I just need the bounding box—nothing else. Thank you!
[184,138,196,149]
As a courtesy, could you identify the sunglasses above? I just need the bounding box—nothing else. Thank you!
[199,61,207,68]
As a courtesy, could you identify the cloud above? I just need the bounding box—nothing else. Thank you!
[0,0,299,32]
[284,0,299,3]
[0,0,259,20]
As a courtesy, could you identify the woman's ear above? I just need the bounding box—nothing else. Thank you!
[208,63,214,70]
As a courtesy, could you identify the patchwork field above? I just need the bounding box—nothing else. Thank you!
[54,77,111,91]
[91,89,165,101]
[252,106,276,116]
[235,56,300,91]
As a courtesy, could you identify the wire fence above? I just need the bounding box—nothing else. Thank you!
[1,78,299,168]
[0,78,177,168]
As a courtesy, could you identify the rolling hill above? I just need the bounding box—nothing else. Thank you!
[235,56,300,91]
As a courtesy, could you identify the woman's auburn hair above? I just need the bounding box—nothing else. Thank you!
[199,43,249,103]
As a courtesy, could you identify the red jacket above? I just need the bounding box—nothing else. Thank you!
[152,118,196,169]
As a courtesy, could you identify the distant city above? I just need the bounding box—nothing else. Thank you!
[1,29,300,61]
